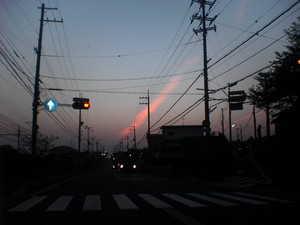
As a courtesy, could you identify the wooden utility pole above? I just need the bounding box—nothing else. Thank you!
[253,105,257,139]
[31,4,62,155]
[130,125,137,150]
[191,0,216,136]
[221,108,225,135]
[140,90,150,149]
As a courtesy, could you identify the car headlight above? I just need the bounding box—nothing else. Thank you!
[120,164,124,169]
[133,164,137,169]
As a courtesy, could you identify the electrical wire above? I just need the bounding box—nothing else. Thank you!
[208,0,300,71]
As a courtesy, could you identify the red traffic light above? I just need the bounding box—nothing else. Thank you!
[72,99,90,110]
[83,102,90,109]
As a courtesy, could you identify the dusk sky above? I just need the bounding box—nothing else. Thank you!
[1,0,299,152]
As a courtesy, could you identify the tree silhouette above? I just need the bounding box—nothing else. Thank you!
[248,17,300,136]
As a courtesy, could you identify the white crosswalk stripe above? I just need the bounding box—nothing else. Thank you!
[46,196,73,211]
[113,194,138,209]
[138,193,172,208]
[162,193,207,207]
[6,191,294,212]
[211,193,267,205]
[187,193,239,207]
[216,175,271,189]
[232,192,295,203]
[83,195,102,211]
[8,196,47,212]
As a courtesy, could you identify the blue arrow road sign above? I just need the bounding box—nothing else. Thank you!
[44,98,57,112]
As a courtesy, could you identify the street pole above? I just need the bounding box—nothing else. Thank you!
[191,0,216,136]
[227,82,237,142]
[78,109,82,152]
[201,1,210,136]
[221,108,225,135]
[31,4,62,155]
[130,125,137,150]
[17,126,20,152]
[147,90,150,140]
[253,104,257,139]
[140,90,150,149]
[31,4,45,156]
[228,84,232,142]
[125,136,129,151]
[86,126,90,152]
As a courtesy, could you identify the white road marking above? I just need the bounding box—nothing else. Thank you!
[187,193,239,207]
[113,194,138,209]
[8,196,47,212]
[163,193,206,207]
[138,194,172,208]
[46,196,73,211]
[232,192,295,203]
[211,193,267,205]
[83,195,102,211]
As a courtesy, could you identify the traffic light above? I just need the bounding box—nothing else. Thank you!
[72,98,90,110]
[83,102,90,109]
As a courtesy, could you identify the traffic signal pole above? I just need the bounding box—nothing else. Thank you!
[72,97,90,152]
[78,109,82,152]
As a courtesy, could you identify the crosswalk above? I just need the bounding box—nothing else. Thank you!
[7,191,295,212]
[213,175,271,189]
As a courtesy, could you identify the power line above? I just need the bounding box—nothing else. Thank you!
[208,0,300,71]
[41,69,201,82]
[209,33,287,81]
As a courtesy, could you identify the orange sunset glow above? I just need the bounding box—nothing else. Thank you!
[119,76,180,137]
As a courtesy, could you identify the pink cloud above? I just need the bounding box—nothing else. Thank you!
[119,76,180,137]
[236,0,249,22]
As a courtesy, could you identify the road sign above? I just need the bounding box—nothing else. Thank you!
[230,103,243,110]
[229,95,247,102]
[229,90,245,96]
[44,98,58,112]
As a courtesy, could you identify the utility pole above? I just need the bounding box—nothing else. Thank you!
[191,0,217,136]
[253,104,257,139]
[125,136,129,151]
[140,90,150,149]
[221,108,225,135]
[31,4,62,155]
[129,125,137,150]
[119,139,123,152]
[17,126,20,152]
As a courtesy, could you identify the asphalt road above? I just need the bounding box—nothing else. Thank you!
[1,159,299,225]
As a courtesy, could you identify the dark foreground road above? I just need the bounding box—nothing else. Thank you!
[1,159,299,225]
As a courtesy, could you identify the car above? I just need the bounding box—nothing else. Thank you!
[111,152,138,172]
